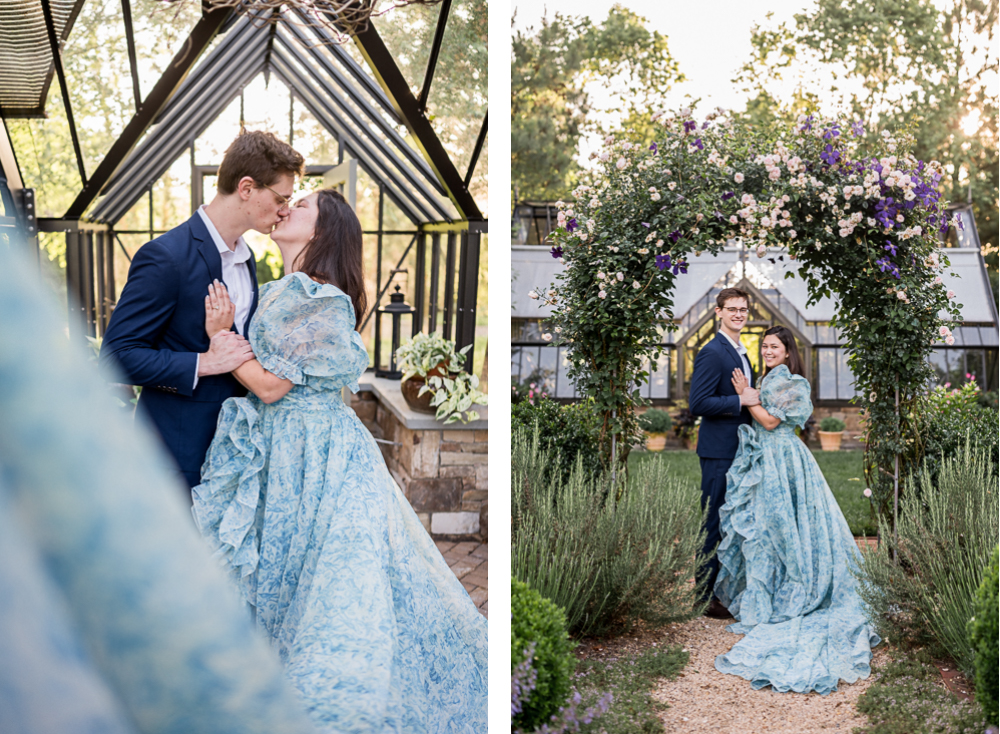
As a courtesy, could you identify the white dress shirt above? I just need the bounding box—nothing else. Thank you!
[192,207,254,390]
[718,330,753,388]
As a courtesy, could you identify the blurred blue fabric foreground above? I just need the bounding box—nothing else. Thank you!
[0,243,319,734]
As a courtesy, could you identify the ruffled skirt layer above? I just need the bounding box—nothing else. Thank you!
[713,425,879,695]
[192,395,487,733]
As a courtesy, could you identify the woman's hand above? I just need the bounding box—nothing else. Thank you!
[205,279,235,337]
[731,368,748,395]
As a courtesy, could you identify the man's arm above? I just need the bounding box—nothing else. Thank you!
[100,242,250,394]
[688,347,745,417]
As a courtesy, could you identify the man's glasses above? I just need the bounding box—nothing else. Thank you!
[256,181,292,210]
[722,307,750,315]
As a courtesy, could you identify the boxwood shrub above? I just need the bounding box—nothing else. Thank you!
[970,546,999,726]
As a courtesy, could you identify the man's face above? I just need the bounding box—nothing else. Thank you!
[715,297,749,334]
[246,173,295,235]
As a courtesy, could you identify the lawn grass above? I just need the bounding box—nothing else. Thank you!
[630,447,877,536]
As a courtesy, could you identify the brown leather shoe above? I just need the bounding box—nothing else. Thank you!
[703,598,734,619]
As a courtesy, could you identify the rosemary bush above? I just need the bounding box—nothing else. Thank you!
[512,428,707,637]
[854,445,998,676]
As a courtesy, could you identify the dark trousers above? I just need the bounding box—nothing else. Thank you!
[697,456,733,603]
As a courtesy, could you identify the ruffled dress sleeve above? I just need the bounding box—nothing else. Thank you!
[760,365,813,428]
[250,272,370,393]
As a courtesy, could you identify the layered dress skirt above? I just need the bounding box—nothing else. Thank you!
[191,274,487,733]
[714,365,879,695]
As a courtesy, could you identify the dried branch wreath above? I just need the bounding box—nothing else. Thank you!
[156,0,442,44]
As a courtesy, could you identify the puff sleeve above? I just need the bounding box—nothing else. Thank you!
[760,365,813,429]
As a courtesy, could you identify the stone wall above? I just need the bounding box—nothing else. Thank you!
[350,381,488,541]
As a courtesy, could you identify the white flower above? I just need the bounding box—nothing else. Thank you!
[788,230,797,238]
[729,215,738,224]
[604,135,614,145]
[633,281,641,289]
[734,173,744,183]
[756,245,767,257]
[947,290,956,299]
[599,151,609,162]
[668,182,677,190]
[637,248,649,255]
[616,158,627,170]
[897,291,907,301]
[863,488,872,498]
[616,272,624,281]
[945,335,955,345]
[870,391,877,402]
[651,193,661,201]
[939,326,951,336]
[599,290,607,299]
[597,272,605,280]
[541,333,552,342]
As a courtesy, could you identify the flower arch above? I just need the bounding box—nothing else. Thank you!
[540,110,963,520]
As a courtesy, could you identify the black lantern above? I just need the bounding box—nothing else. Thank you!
[374,285,416,379]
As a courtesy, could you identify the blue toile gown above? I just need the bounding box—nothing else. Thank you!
[191,273,488,733]
[713,364,879,695]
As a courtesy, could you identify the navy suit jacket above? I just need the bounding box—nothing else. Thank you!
[688,333,756,460]
[100,214,258,487]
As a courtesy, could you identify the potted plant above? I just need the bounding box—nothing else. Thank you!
[817,416,846,451]
[639,408,673,452]
[395,333,488,424]
[672,405,701,451]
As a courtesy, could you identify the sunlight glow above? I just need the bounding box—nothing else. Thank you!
[961,109,982,137]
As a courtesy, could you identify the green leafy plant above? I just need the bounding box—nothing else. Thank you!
[854,655,989,734]
[512,395,603,481]
[854,445,998,677]
[819,416,846,432]
[638,408,672,434]
[969,546,999,726]
[395,333,488,424]
[512,427,707,637]
[511,577,576,732]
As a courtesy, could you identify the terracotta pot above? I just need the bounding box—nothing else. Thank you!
[401,377,436,414]
[818,430,843,451]
[400,361,451,415]
[645,433,667,452]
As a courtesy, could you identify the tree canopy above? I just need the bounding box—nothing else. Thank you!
[511,6,683,202]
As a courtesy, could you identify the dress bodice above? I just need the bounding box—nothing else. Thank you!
[757,365,813,435]
[248,273,369,399]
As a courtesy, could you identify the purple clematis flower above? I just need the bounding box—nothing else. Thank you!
[884,241,897,256]
[875,256,900,279]
[550,246,563,259]
[721,191,735,200]
[822,124,841,140]
[691,138,704,151]
[641,222,651,228]
[683,120,697,133]
[655,254,672,271]
[668,229,682,244]
[672,259,689,275]
[851,120,865,137]
[649,142,658,153]
[800,115,814,132]
[566,217,578,233]
[820,144,841,165]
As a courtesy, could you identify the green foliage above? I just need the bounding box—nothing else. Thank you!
[511,577,576,732]
[854,655,989,734]
[853,445,998,677]
[511,395,603,480]
[638,408,672,434]
[571,645,688,734]
[913,382,1000,485]
[511,7,682,200]
[395,333,487,424]
[512,428,707,637]
[819,416,846,432]
[969,546,999,726]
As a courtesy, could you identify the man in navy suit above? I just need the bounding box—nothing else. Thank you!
[101,130,304,495]
[688,287,760,618]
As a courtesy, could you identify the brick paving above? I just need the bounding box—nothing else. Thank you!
[436,540,488,618]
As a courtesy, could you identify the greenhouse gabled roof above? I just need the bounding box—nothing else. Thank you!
[88,14,459,226]
[0,0,84,118]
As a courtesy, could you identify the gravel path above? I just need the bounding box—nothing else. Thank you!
[651,617,889,734]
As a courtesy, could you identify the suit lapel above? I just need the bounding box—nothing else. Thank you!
[191,213,223,284]
[246,248,259,323]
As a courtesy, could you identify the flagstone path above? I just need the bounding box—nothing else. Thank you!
[436,540,488,618]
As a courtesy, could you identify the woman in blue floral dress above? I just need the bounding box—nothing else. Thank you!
[190,189,487,733]
[713,325,879,695]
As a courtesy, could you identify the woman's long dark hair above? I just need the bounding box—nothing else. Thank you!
[762,325,805,378]
[294,188,367,329]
